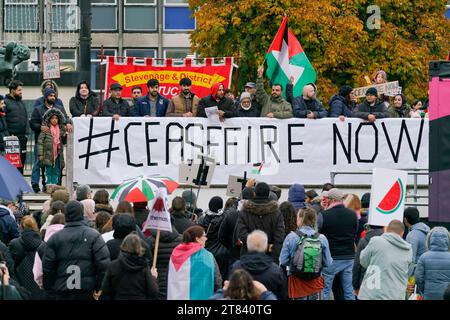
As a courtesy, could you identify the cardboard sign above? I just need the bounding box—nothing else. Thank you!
[179,154,216,188]
[42,52,61,80]
[368,168,408,227]
[106,56,234,100]
[3,136,22,168]
[226,175,244,197]
[353,81,401,98]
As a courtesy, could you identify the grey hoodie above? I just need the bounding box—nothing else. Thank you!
[406,222,430,264]
[358,232,412,300]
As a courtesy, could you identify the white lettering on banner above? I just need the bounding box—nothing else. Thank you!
[72,118,428,185]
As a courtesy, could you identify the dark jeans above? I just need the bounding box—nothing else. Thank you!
[17,135,27,175]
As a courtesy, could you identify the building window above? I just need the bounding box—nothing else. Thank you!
[58,49,77,71]
[164,49,190,59]
[124,49,157,58]
[4,0,39,31]
[164,6,195,31]
[92,0,117,31]
[164,0,189,5]
[124,1,156,31]
[90,48,117,91]
[51,0,79,31]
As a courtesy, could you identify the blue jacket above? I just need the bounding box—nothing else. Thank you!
[134,94,169,117]
[415,227,450,300]
[279,226,333,275]
[33,96,64,109]
[406,222,430,264]
[292,96,327,119]
[288,184,306,211]
[328,95,353,117]
[0,206,20,245]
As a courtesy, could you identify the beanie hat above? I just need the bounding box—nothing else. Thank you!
[241,187,255,200]
[240,92,252,102]
[65,200,84,222]
[268,191,278,202]
[366,87,378,96]
[339,85,353,98]
[255,182,270,200]
[44,87,56,99]
[112,214,136,239]
[208,196,223,213]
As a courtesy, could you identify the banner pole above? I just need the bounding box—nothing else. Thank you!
[152,229,160,269]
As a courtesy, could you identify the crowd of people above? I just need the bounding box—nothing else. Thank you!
[1,180,449,300]
[0,67,429,193]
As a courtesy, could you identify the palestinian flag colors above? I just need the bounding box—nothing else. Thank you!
[266,16,316,98]
[167,242,215,300]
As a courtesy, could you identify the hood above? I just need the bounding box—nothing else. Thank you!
[427,227,450,252]
[298,226,317,237]
[42,108,65,126]
[411,222,430,235]
[21,229,42,251]
[44,223,64,242]
[40,80,59,96]
[382,232,412,251]
[118,252,148,272]
[328,94,346,106]
[113,214,136,239]
[211,82,224,100]
[0,206,13,218]
[65,200,84,222]
[288,184,306,207]
[95,203,114,214]
[243,200,278,216]
[205,209,223,217]
[240,251,273,274]
[158,228,182,243]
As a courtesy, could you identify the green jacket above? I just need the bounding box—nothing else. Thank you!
[389,104,411,118]
[256,77,293,119]
[37,125,66,168]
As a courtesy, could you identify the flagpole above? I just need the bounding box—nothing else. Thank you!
[152,229,161,269]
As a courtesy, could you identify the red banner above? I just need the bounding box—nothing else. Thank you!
[105,56,234,100]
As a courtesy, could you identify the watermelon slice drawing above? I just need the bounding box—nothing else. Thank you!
[376,179,404,214]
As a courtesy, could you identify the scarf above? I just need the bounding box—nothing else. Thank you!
[0,111,5,117]
[50,124,60,163]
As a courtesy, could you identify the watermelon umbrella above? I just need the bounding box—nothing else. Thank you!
[110,175,179,203]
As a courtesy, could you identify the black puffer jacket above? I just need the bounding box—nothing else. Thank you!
[231,251,288,300]
[197,94,236,118]
[199,210,229,278]
[101,97,134,117]
[218,205,240,264]
[69,94,99,117]
[100,252,159,300]
[0,240,15,279]
[146,227,182,299]
[4,94,28,136]
[8,229,43,299]
[237,199,285,264]
[171,210,195,235]
[42,220,110,294]
[0,112,9,151]
[352,99,390,120]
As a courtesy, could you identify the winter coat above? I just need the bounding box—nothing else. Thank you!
[30,104,69,143]
[288,184,306,211]
[101,96,134,117]
[352,227,384,290]
[69,94,99,117]
[389,104,411,118]
[33,224,64,288]
[218,205,241,264]
[406,222,430,264]
[0,240,15,279]
[352,99,390,120]
[209,289,277,300]
[37,125,66,168]
[292,96,327,119]
[133,207,149,230]
[171,210,195,235]
[42,221,111,294]
[0,112,9,152]
[166,93,199,116]
[146,228,182,299]
[237,199,285,264]
[134,94,169,117]
[8,229,43,299]
[199,210,229,278]
[94,203,114,215]
[0,206,20,245]
[4,94,28,137]
[414,227,450,300]
[100,252,159,300]
[320,204,358,260]
[232,251,288,300]
[197,94,236,118]
[256,77,292,119]
[328,94,353,117]
[235,100,261,117]
[358,233,413,300]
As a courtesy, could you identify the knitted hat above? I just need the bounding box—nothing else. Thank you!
[65,200,84,222]
[240,92,252,102]
[366,87,378,96]
[208,196,223,213]
[44,87,56,99]
[254,182,270,200]
[241,187,255,200]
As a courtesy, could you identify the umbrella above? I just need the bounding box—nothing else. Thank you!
[110,175,179,203]
[0,155,33,201]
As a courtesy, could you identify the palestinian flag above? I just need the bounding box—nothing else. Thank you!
[266,16,316,98]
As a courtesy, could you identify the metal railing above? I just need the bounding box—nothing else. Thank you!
[330,168,429,208]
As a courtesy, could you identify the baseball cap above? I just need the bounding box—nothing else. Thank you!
[322,188,344,201]
[110,83,122,91]
[244,82,256,89]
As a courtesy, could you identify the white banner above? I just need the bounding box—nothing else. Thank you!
[72,117,428,185]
